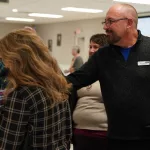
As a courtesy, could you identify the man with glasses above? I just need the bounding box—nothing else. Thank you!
[67,3,150,150]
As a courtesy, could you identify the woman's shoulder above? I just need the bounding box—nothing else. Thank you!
[12,86,44,99]
[16,86,43,92]
[77,81,100,96]
[76,55,83,60]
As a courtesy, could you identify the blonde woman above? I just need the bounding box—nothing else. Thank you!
[0,29,72,149]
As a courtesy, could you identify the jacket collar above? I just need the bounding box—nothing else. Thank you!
[110,30,143,50]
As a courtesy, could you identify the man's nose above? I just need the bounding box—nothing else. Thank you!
[103,23,108,30]
[89,48,95,53]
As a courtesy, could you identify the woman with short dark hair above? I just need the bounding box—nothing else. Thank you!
[72,34,108,150]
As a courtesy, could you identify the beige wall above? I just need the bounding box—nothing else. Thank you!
[0,19,105,71]
[36,17,105,69]
[0,23,27,38]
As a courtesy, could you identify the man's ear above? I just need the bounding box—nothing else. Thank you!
[127,18,133,28]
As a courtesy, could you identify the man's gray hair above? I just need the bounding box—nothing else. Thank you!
[72,46,80,53]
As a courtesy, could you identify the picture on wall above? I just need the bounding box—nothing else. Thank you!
[57,34,61,46]
[48,39,52,52]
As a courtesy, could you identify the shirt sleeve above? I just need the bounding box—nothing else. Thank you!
[72,56,84,71]
[67,53,99,90]
[0,90,30,150]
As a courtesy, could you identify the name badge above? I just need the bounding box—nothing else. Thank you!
[137,61,150,66]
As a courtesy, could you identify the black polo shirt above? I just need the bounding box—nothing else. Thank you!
[67,30,150,140]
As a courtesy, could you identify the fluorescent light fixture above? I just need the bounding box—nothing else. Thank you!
[12,9,18,12]
[61,7,103,13]
[6,17,35,22]
[113,0,150,5]
[28,13,63,18]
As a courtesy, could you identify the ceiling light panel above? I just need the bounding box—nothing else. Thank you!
[6,17,35,22]
[61,7,103,13]
[28,13,63,18]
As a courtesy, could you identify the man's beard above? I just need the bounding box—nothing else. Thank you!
[106,29,121,45]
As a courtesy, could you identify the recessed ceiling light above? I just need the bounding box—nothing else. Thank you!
[113,0,150,5]
[5,17,35,22]
[28,13,63,18]
[61,7,103,13]
[12,9,18,12]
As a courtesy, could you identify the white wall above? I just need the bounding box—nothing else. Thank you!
[138,17,150,37]
[0,23,27,38]
[36,17,105,69]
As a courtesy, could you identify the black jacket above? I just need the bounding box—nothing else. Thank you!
[67,31,150,140]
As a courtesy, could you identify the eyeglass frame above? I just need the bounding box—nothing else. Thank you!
[102,18,128,27]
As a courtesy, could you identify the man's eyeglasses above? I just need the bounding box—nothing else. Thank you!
[102,18,128,27]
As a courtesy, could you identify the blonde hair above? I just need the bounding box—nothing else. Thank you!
[0,29,71,106]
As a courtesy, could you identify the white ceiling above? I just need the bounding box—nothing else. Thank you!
[0,0,150,24]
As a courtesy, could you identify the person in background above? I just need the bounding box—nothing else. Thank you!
[64,46,84,74]
[0,29,72,149]
[72,34,108,150]
[0,60,7,90]
[24,26,36,33]
[67,3,150,150]
[0,60,7,106]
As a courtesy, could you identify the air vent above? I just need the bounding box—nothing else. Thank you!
[0,0,9,3]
